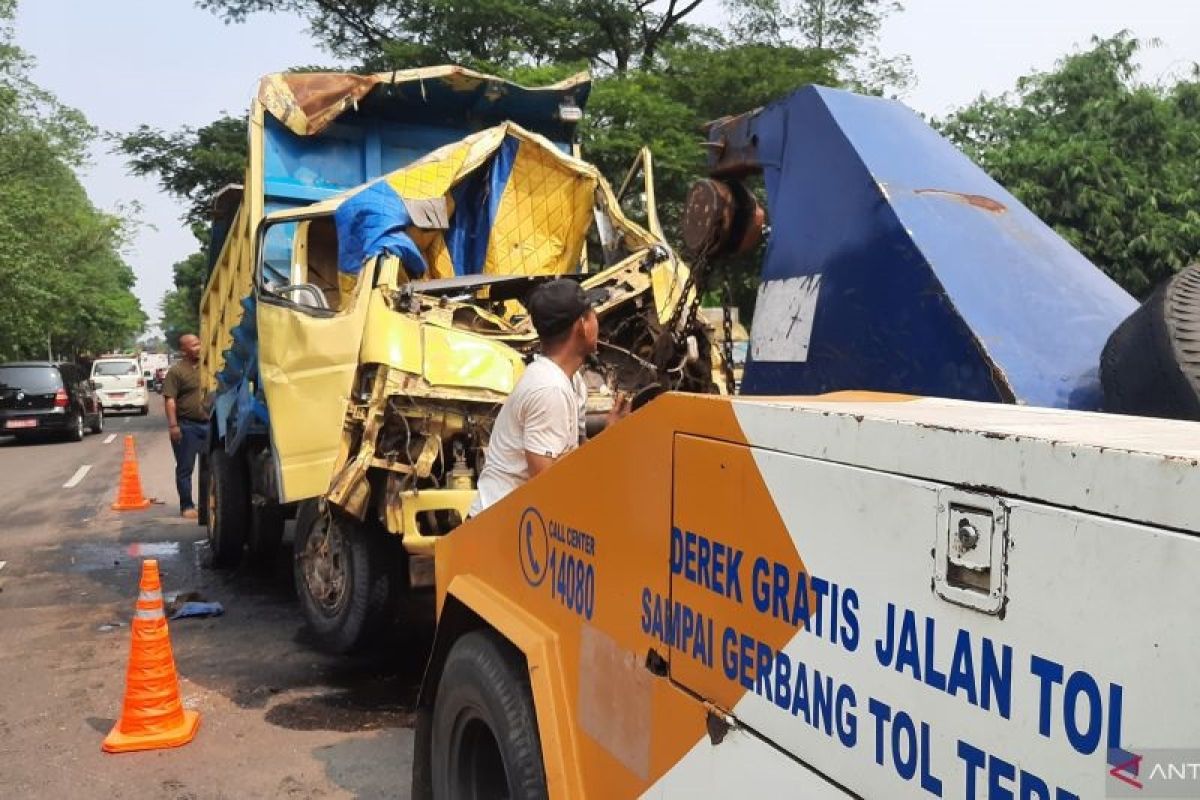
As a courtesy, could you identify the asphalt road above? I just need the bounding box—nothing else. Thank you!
[0,402,418,799]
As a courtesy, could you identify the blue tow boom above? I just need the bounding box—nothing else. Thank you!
[704,86,1136,409]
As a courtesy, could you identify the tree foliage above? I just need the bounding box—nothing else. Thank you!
[160,252,208,345]
[199,0,707,73]
[0,2,144,359]
[939,34,1200,297]
[727,0,911,93]
[117,115,247,232]
[115,115,247,339]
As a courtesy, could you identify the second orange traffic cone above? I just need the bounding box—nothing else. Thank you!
[112,434,151,511]
[102,559,200,753]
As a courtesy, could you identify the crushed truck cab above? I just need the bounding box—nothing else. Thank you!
[198,66,718,653]
[415,392,1200,798]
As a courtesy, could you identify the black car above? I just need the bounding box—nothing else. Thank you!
[0,362,104,442]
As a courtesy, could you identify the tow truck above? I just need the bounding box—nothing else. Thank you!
[411,84,1200,798]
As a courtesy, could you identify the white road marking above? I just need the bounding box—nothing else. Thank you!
[63,465,92,489]
[0,561,6,572]
[103,433,116,444]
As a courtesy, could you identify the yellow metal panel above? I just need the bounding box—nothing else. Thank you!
[385,140,471,200]
[257,272,373,503]
[422,326,523,393]
[359,291,423,373]
[485,142,596,277]
[409,228,457,280]
[650,258,693,325]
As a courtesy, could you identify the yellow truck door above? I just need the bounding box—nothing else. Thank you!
[256,215,373,503]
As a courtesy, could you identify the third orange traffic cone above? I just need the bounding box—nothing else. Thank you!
[111,434,151,511]
[102,559,200,753]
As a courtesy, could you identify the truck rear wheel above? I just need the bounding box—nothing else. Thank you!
[430,631,547,800]
[206,447,248,568]
[293,501,401,654]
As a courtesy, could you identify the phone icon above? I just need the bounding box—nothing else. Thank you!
[525,520,541,574]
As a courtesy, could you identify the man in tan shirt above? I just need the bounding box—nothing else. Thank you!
[162,333,207,519]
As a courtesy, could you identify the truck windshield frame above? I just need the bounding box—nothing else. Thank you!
[254,213,341,319]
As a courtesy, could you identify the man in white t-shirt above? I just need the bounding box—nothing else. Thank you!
[469,278,630,516]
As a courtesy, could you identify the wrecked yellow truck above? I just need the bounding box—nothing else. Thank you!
[198,68,718,652]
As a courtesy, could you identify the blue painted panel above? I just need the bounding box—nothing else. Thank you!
[263,115,573,210]
[735,86,1136,410]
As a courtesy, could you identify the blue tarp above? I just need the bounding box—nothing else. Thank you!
[334,182,429,278]
[333,135,522,278]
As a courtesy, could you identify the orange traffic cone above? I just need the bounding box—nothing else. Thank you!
[102,559,200,753]
[111,434,151,511]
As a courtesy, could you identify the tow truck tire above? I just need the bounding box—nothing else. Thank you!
[293,501,397,654]
[206,447,248,568]
[89,407,103,434]
[430,631,547,800]
[1102,263,1200,420]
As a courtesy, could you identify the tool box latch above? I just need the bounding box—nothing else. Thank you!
[933,489,1008,615]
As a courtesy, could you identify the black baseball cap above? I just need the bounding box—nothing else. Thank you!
[527,279,608,338]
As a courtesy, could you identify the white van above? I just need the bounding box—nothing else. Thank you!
[90,357,149,415]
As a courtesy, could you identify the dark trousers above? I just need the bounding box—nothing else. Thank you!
[171,419,208,511]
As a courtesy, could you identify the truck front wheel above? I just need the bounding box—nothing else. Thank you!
[430,631,547,800]
[206,447,248,567]
[293,501,399,654]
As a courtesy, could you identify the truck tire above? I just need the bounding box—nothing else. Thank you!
[293,501,401,654]
[247,503,286,565]
[206,447,249,568]
[1102,263,1200,420]
[196,453,210,527]
[430,631,547,800]
[89,407,104,434]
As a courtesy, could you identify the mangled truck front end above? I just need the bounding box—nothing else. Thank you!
[250,123,715,650]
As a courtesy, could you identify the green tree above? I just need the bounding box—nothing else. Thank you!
[160,252,208,344]
[726,0,910,92]
[0,0,145,358]
[199,0,708,73]
[939,33,1200,297]
[117,115,247,231]
[115,116,247,338]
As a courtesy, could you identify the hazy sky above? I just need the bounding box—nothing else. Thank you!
[14,1,1200,335]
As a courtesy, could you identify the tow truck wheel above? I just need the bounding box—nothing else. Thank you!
[431,631,547,800]
[206,447,248,568]
[293,501,396,654]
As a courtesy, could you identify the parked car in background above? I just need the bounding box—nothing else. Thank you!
[90,356,149,415]
[0,362,104,442]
